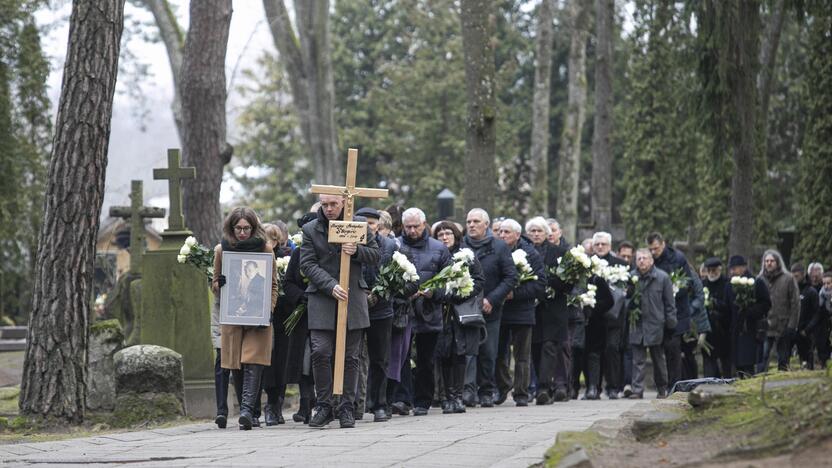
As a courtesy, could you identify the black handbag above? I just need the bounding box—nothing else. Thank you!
[453,293,486,327]
[391,298,411,330]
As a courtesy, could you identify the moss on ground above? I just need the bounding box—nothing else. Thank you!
[110,392,184,428]
[90,319,123,335]
[664,369,832,459]
[542,430,603,467]
[0,386,19,415]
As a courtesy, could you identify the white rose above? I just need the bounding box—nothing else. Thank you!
[177,254,187,264]
[179,244,190,256]
[185,236,197,247]
[731,276,740,285]
[745,278,755,286]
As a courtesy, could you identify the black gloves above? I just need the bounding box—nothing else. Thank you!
[217,274,227,288]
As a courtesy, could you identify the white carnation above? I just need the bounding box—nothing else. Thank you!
[179,244,190,256]
[453,248,475,263]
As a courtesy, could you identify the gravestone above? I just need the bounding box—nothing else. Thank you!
[113,344,185,426]
[87,319,125,411]
[139,149,214,417]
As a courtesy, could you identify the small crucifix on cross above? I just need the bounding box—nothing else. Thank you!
[309,148,388,395]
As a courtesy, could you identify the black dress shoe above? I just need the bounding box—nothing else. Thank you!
[583,386,599,400]
[391,401,411,416]
[606,390,619,400]
[480,395,494,408]
[515,397,528,407]
[553,388,569,402]
[536,391,551,405]
[373,408,390,422]
[339,406,356,429]
[494,392,507,406]
[656,388,668,399]
[453,398,466,413]
[238,412,253,431]
[215,414,227,429]
[264,404,279,426]
[442,400,454,414]
[412,406,429,416]
[251,417,261,428]
[309,405,334,428]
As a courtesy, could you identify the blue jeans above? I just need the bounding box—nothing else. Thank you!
[475,319,501,398]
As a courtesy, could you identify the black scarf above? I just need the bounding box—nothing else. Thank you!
[403,228,429,248]
[221,237,265,253]
[464,231,493,250]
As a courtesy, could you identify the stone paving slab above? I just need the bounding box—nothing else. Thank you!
[0,399,640,467]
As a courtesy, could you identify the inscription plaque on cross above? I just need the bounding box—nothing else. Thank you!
[153,148,195,234]
[109,180,166,274]
[310,148,388,394]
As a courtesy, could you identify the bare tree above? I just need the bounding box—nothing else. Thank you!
[460,0,498,215]
[262,0,342,184]
[556,0,590,243]
[19,0,125,423]
[591,0,615,231]
[529,0,556,217]
[179,0,233,247]
[142,0,184,140]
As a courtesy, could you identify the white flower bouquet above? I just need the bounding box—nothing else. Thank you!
[512,249,538,284]
[568,283,597,308]
[420,248,476,299]
[276,255,291,296]
[177,236,215,279]
[669,268,689,296]
[554,245,595,286]
[599,264,631,289]
[372,251,421,300]
[290,232,303,246]
[730,276,756,309]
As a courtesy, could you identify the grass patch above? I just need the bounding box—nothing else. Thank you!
[542,430,603,467]
[0,386,19,415]
[664,369,832,459]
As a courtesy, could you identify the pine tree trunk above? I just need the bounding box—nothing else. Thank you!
[556,0,590,243]
[591,0,614,232]
[460,0,498,215]
[728,0,761,259]
[19,0,125,423]
[180,0,232,247]
[529,0,555,216]
[263,0,341,185]
[143,0,184,142]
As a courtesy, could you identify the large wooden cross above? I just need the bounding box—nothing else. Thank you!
[153,148,195,232]
[310,148,388,394]
[109,180,166,274]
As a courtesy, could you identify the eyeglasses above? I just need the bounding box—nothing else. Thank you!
[436,230,454,238]
[234,225,252,233]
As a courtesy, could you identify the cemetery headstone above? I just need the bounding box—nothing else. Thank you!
[87,319,124,411]
[112,344,185,426]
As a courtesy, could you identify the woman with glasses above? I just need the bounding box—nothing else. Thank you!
[432,221,485,413]
[212,207,279,430]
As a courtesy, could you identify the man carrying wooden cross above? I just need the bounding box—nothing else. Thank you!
[300,192,380,428]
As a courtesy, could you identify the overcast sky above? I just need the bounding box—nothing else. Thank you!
[36,1,276,231]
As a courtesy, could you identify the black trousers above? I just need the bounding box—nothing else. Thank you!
[532,340,569,394]
[815,323,831,368]
[413,332,439,409]
[496,325,533,401]
[440,354,466,401]
[663,334,682,388]
[365,317,393,412]
[311,328,363,410]
[703,352,733,378]
[214,349,230,416]
[680,338,698,381]
[603,327,622,392]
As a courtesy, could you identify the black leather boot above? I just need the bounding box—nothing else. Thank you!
[293,398,310,424]
[238,364,263,430]
[264,404,278,426]
[276,396,285,424]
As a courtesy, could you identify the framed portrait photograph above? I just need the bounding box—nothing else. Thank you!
[219,251,273,326]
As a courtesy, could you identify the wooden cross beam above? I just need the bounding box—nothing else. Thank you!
[310,148,388,395]
[153,148,195,232]
[109,180,166,274]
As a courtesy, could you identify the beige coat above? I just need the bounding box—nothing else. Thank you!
[214,243,279,369]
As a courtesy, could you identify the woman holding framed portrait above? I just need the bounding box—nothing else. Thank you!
[212,207,279,430]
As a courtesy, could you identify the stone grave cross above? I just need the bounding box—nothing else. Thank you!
[109,180,166,274]
[310,148,388,394]
[153,148,195,233]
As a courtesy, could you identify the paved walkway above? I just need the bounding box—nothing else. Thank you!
[0,399,640,467]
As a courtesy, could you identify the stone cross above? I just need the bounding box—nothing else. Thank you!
[109,180,166,274]
[310,148,388,394]
[153,149,195,233]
